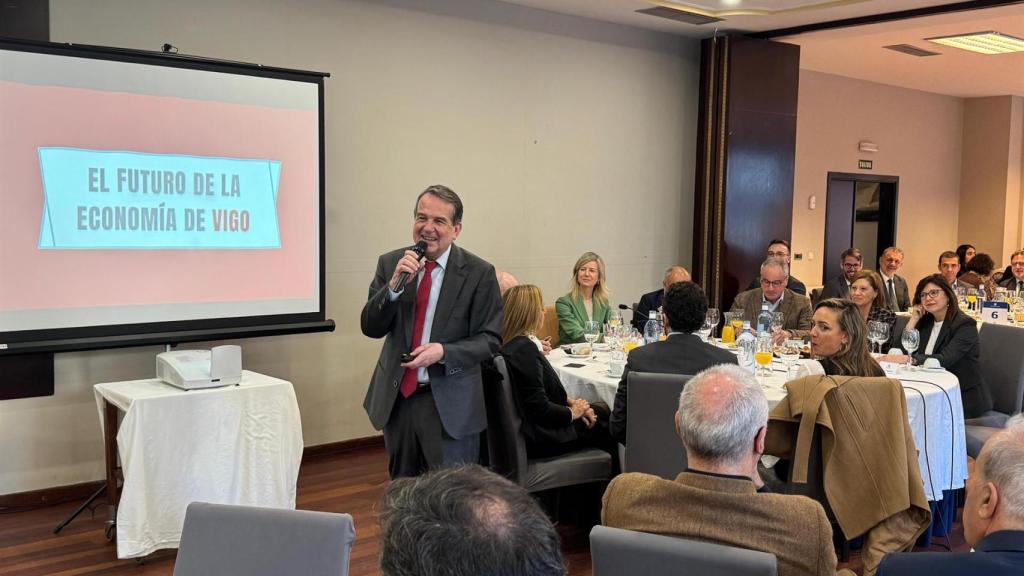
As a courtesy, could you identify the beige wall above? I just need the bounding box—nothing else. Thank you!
[0,0,699,494]
[791,70,963,288]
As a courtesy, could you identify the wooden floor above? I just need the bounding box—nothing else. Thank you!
[0,444,966,575]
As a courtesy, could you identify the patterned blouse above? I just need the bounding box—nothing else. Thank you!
[867,305,897,329]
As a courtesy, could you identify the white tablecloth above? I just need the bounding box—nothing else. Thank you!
[93,370,303,559]
[549,349,968,501]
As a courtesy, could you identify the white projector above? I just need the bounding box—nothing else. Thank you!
[156,345,242,390]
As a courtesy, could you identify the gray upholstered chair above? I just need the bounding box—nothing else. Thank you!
[966,323,1024,456]
[483,355,612,492]
[172,502,355,576]
[590,525,777,576]
[624,372,691,479]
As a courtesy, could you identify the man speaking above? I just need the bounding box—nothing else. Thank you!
[361,185,502,478]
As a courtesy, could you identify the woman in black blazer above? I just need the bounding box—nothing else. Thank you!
[501,284,615,459]
[897,274,993,419]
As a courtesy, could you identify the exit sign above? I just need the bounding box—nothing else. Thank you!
[858,159,873,170]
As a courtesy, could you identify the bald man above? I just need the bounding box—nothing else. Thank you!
[632,266,690,332]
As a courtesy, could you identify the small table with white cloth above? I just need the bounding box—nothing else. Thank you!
[548,348,968,503]
[93,370,304,559]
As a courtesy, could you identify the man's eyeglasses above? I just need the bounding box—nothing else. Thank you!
[760,279,786,288]
[842,263,862,269]
[920,289,944,300]
[766,251,788,258]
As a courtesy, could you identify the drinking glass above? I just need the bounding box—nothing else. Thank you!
[777,342,801,380]
[901,329,920,371]
[607,309,622,329]
[866,321,882,354]
[583,321,602,360]
[770,311,785,336]
[706,308,720,339]
[698,318,713,342]
[874,322,890,354]
[754,334,774,382]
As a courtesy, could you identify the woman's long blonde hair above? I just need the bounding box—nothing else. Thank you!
[568,252,610,306]
[502,284,545,343]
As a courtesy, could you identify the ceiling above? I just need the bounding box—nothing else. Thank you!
[501,0,1024,98]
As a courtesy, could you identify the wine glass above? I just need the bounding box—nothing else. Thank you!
[583,320,602,360]
[777,342,801,380]
[754,334,774,382]
[866,321,882,354]
[607,309,622,329]
[706,308,720,339]
[874,322,890,355]
[901,329,920,371]
[770,311,785,337]
[698,317,713,342]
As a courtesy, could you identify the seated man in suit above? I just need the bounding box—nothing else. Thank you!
[998,249,1024,292]
[611,281,736,444]
[878,246,910,312]
[380,465,565,576]
[603,364,852,576]
[938,250,963,290]
[746,238,807,296]
[820,247,863,300]
[731,259,813,345]
[631,265,690,332]
[877,414,1024,576]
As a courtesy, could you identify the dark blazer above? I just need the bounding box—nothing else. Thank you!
[877,530,1024,576]
[999,273,1024,292]
[903,309,993,419]
[501,335,575,445]
[610,333,737,444]
[360,244,503,438]
[819,275,851,300]
[632,288,663,332]
[746,274,808,296]
[880,274,910,312]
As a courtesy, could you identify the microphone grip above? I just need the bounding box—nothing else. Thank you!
[618,303,635,311]
[394,270,414,292]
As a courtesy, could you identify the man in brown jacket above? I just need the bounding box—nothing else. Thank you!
[731,259,813,344]
[602,364,852,576]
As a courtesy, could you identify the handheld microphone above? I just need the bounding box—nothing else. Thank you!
[394,241,429,292]
[618,304,635,311]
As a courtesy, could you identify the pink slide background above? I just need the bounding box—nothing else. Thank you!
[0,81,319,312]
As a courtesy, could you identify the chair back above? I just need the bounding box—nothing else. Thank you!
[590,525,777,576]
[483,355,530,486]
[625,372,691,478]
[978,322,1024,415]
[172,502,354,576]
[810,288,822,306]
[537,305,560,348]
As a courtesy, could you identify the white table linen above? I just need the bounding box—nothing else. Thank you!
[549,349,967,501]
[93,370,303,559]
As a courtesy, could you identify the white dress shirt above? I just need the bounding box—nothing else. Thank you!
[387,245,451,382]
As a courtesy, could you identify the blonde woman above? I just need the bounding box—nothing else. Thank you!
[502,285,615,459]
[555,252,612,344]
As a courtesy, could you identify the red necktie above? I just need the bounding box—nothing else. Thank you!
[400,261,438,398]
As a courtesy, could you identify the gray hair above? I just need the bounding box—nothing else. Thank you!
[980,413,1024,521]
[414,184,464,225]
[677,364,769,465]
[760,258,789,278]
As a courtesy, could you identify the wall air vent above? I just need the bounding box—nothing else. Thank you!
[636,6,722,25]
[883,44,941,57]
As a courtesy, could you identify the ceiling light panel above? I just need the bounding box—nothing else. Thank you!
[926,31,1024,55]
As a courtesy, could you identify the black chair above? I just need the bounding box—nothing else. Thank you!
[624,372,691,479]
[483,356,612,492]
[810,287,823,307]
[590,525,777,576]
[966,323,1024,456]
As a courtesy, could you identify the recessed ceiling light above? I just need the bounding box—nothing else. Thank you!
[926,31,1024,55]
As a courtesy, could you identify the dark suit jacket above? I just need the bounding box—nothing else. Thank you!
[904,310,993,419]
[877,530,1024,576]
[730,288,813,339]
[746,274,808,296]
[610,333,737,444]
[819,275,851,300]
[501,335,575,445]
[602,471,842,576]
[360,244,502,438]
[880,274,910,311]
[999,274,1024,292]
[632,288,663,332]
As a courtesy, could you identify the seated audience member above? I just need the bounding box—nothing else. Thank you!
[877,414,1024,576]
[502,285,614,459]
[850,270,896,331]
[956,243,976,277]
[555,252,612,344]
[938,250,962,290]
[878,247,910,312]
[746,239,808,296]
[610,282,736,444]
[731,259,813,344]
[632,265,690,332]
[807,298,885,377]
[999,249,1024,292]
[379,465,566,576]
[820,248,864,300]
[602,364,852,576]
[959,252,998,299]
[495,268,519,296]
[881,274,993,419]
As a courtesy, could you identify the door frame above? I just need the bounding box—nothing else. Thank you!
[823,172,899,284]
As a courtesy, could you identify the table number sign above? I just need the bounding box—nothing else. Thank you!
[982,301,1011,325]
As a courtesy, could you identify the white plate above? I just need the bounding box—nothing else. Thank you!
[564,353,590,359]
[922,366,945,372]
[592,343,611,351]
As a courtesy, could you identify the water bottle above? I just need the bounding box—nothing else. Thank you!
[736,321,756,371]
[643,311,663,344]
[756,303,772,336]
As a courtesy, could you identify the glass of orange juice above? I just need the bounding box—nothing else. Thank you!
[622,339,638,354]
[754,335,773,380]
